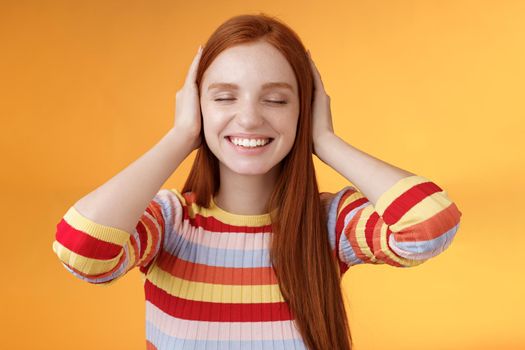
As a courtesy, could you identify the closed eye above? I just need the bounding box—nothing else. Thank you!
[214,98,287,104]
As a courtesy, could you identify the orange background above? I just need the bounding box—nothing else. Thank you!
[2,1,524,349]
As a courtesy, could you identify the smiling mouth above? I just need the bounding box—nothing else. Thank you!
[224,136,275,143]
[224,136,275,149]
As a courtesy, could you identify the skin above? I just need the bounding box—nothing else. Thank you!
[200,40,300,215]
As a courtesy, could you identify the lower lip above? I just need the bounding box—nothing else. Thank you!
[225,137,274,155]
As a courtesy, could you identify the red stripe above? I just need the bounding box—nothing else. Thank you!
[382,181,442,225]
[144,279,293,322]
[136,219,149,261]
[189,212,273,233]
[55,218,122,259]
[364,211,380,254]
[392,202,462,243]
[156,249,279,285]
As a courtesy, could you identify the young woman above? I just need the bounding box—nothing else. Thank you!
[53,13,463,350]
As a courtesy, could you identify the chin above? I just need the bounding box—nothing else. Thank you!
[226,162,275,176]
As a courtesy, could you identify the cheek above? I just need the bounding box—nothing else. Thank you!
[278,113,299,138]
[201,111,227,144]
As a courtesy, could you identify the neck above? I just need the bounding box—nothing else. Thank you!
[214,163,280,215]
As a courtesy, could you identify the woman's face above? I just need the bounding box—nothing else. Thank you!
[200,40,300,175]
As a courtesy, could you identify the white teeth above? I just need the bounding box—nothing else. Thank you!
[229,137,271,148]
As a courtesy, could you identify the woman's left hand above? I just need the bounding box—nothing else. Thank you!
[307,50,335,157]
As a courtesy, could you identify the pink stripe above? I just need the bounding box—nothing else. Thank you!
[145,301,302,341]
[179,226,272,251]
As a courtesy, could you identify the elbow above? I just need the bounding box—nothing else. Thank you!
[52,237,128,285]
[392,199,463,261]
[390,223,460,262]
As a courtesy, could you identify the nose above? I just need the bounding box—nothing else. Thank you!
[235,99,264,129]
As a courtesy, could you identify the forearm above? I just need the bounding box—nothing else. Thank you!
[315,132,416,206]
[73,127,194,234]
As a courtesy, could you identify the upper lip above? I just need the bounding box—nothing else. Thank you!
[226,133,274,139]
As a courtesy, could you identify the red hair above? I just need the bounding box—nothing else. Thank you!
[182,13,353,350]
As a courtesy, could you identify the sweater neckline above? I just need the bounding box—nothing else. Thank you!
[209,196,272,226]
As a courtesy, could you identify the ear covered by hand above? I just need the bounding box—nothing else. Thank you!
[306,49,335,156]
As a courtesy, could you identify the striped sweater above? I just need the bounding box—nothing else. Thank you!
[52,174,462,349]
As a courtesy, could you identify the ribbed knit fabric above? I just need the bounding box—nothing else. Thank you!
[52,174,462,349]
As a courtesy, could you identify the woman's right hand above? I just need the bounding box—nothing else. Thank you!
[173,45,204,151]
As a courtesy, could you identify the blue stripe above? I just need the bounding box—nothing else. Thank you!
[326,186,354,249]
[171,232,272,268]
[326,186,366,268]
[339,230,364,267]
[154,190,185,254]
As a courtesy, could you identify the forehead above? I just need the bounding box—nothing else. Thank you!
[202,41,297,92]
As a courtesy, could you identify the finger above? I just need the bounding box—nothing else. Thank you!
[185,45,203,86]
[307,51,325,91]
[187,46,202,82]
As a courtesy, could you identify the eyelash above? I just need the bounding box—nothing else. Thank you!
[214,98,287,105]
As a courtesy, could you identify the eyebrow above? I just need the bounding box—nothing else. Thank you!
[207,82,294,92]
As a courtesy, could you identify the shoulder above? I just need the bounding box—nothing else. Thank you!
[164,188,208,220]
[154,188,188,207]
[319,186,358,206]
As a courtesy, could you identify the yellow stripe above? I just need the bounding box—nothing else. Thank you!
[374,175,431,215]
[351,205,378,263]
[174,188,274,227]
[147,264,285,303]
[52,240,123,275]
[64,206,131,245]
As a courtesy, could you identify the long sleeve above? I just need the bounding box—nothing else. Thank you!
[52,189,185,285]
[322,175,462,275]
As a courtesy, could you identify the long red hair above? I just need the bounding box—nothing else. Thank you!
[182,13,353,350]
